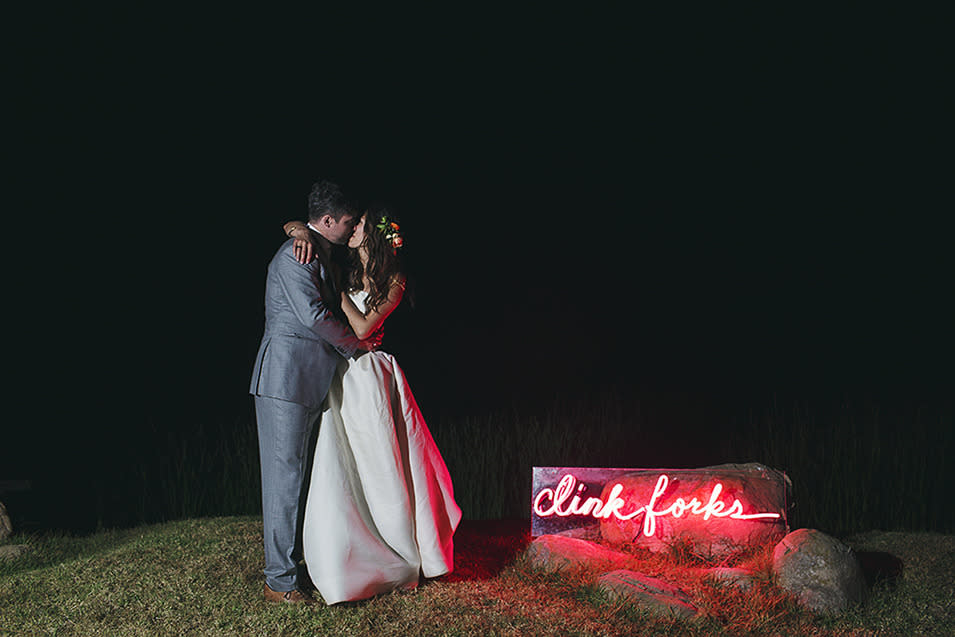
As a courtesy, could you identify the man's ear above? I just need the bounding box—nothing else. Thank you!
[318,214,334,228]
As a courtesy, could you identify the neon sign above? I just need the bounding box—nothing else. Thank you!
[534,473,781,538]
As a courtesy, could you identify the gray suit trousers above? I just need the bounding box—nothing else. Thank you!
[255,395,322,592]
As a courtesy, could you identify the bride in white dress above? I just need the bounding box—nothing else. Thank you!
[286,211,461,604]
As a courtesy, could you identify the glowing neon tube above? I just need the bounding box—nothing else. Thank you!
[533,473,781,537]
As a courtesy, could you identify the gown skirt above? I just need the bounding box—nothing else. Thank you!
[302,351,461,604]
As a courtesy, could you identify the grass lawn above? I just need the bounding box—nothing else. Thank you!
[1,517,952,636]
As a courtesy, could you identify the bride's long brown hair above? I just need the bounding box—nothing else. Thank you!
[346,207,406,314]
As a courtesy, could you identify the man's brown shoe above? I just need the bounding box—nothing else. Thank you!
[264,583,317,606]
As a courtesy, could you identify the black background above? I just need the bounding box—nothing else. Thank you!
[5,7,953,509]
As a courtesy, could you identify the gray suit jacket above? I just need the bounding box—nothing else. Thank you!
[250,238,361,409]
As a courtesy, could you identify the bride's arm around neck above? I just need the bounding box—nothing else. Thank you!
[340,275,406,340]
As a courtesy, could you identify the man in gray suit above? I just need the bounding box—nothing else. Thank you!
[250,180,369,604]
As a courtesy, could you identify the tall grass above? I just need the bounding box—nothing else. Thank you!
[135,415,262,523]
[430,389,955,536]
[428,388,720,521]
[727,395,954,535]
[33,388,951,536]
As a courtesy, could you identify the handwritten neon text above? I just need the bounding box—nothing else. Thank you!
[533,473,781,537]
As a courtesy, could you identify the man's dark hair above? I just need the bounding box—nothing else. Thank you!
[308,180,355,222]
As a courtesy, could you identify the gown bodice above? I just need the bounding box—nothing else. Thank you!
[349,289,370,314]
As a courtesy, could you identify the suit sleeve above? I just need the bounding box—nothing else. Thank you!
[274,248,361,357]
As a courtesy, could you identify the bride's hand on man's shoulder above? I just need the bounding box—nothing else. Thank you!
[283,221,316,264]
[292,236,315,264]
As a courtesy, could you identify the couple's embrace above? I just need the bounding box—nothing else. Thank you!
[249,180,461,605]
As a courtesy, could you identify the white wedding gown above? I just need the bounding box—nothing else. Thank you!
[302,290,462,604]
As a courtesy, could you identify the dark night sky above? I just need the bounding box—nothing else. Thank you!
[6,7,953,482]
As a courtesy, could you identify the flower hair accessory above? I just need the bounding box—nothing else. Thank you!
[376,215,404,251]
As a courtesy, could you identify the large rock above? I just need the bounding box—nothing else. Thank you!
[525,535,636,573]
[599,463,790,558]
[0,501,11,540]
[596,570,698,618]
[772,528,866,614]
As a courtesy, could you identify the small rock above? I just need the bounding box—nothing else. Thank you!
[699,566,757,591]
[525,535,635,573]
[0,544,28,560]
[772,528,866,614]
[596,569,698,618]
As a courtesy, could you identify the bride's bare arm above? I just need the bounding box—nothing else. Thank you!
[283,220,316,264]
[340,276,406,340]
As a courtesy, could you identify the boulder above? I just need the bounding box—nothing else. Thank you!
[599,463,790,558]
[525,535,635,573]
[772,528,866,614]
[0,501,11,540]
[596,570,698,618]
